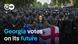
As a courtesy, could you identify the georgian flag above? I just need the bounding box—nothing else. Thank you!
[40,25,59,44]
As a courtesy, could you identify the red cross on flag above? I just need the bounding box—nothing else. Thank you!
[39,25,59,44]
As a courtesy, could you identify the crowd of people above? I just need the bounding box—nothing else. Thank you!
[0,7,78,44]
[0,7,77,28]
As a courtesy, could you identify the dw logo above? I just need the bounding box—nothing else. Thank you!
[4,4,15,10]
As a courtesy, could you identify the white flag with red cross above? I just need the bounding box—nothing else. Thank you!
[39,25,59,44]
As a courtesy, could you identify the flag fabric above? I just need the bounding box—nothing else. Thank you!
[40,25,59,44]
